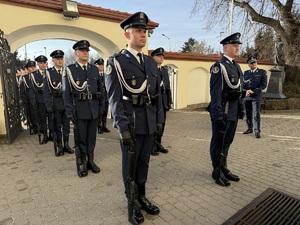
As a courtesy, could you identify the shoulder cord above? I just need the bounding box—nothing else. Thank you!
[30,72,43,88]
[45,70,62,90]
[16,76,22,87]
[219,63,240,89]
[22,75,29,88]
[113,57,147,95]
[66,67,87,92]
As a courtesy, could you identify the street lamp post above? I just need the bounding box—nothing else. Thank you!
[162,34,171,51]
[229,0,234,34]
[219,31,224,56]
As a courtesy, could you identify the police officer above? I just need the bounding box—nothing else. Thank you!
[62,40,103,177]
[208,32,245,187]
[16,67,26,123]
[44,50,75,156]
[29,55,49,144]
[105,12,164,224]
[23,61,37,134]
[243,56,267,138]
[151,47,172,155]
[94,58,110,134]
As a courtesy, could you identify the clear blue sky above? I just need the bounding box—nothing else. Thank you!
[18,0,228,61]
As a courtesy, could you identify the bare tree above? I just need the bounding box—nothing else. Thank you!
[191,0,300,67]
[181,37,216,54]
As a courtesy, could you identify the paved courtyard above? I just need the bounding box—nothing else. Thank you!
[0,109,299,225]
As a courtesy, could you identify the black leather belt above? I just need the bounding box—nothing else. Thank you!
[122,94,159,106]
[53,91,62,97]
[73,92,101,100]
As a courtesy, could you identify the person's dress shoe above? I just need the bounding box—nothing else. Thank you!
[151,147,159,156]
[156,144,168,153]
[138,196,160,215]
[103,127,110,133]
[212,169,231,186]
[243,129,253,134]
[255,132,261,138]
[98,126,103,134]
[222,169,240,182]
[130,207,144,224]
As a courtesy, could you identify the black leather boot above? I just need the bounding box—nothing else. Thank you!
[102,121,110,133]
[98,125,103,134]
[156,135,168,153]
[48,130,54,141]
[41,131,48,144]
[55,139,64,157]
[76,153,88,177]
[222,160,240,182]
[87,153,100,173]
[138,184,160,215]
[151,145,159,156]
[63,137,74,154]
[212,167,231,186]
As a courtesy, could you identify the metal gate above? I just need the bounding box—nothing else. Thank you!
[0,29,21,144]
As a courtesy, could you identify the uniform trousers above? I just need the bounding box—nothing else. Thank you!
[76,118,97,155]
[244,98,261,133]
[101,101,109,124]
[210,119,238,163]
[54,109,70,139]
[121,133,154,187]
[37,103,47,131]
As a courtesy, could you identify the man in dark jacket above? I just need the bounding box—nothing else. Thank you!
[62,40,104,177]
[242,56,267,138]
[208,32,245,187]
[150,47,172,155]
[44,50,74,156]
[105,11,164,224]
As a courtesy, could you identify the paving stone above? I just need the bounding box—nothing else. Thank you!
[1,110,300,224]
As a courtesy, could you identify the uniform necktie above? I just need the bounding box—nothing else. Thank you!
[137,53,144,68]
[83,65,87,76]
[58,70,61,75]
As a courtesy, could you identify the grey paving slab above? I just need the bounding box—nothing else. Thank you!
[0,109,300,225]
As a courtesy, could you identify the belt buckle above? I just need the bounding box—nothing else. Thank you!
[87,93,93,100]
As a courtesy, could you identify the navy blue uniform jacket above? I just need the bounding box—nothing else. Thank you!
[160,66,173,110]
[105,50,164,135]
[62,62,104,120]
[243,68,267,100]
[209,56,244,121]
[28,70,45,105]
[43,67,64,111]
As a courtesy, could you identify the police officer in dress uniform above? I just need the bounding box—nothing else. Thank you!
[44,50,75,156]
[29,55,50,144]
[242,56,267,138]
[105,12,164,224]
[208,32,245,187]
[16,67,26,123]
[62,40,103,177]
[23,61,37,134]
[94,58,110,134]
[150,47,172,155]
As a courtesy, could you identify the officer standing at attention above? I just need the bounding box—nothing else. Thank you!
[44,50,74,156]
[94,58,110,134]
[62,40,103,177]
[29,55,50,144]
[208,33,245,187]
[105,12,164,224]
[23,61,37,134]
[150,47,172,155]
[242,56,267,138]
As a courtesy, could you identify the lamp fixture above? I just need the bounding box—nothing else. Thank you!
[61,0,79,20]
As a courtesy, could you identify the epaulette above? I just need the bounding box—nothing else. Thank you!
[109,52,121,59]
